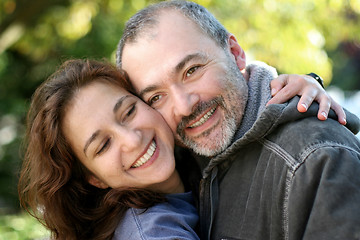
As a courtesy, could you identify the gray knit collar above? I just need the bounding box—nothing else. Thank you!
[234,61,278,140]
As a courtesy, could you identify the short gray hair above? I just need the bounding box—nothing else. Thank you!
[116,0,229,67]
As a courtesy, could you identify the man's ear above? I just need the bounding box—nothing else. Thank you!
[88,175,109,189]
[228,34,246,70]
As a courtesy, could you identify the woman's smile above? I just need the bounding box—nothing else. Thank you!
[131,139,158,168]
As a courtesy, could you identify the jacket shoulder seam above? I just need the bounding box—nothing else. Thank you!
[299,141,359,161]
[259,138,298,172]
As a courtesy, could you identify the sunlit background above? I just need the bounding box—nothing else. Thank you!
[0,0,359,238]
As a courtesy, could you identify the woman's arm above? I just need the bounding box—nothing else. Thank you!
[268,74,346,125]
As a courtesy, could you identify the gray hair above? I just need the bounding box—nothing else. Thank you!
[116,0,229,67]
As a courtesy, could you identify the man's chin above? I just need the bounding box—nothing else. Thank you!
[181,136,227,156]
[192,143,225,157]
[176,122,235,156]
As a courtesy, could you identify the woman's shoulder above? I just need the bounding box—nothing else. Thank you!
[112,192,199,240]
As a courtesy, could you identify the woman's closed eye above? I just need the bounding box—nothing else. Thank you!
[96,138,111,155]
[126,104,136,117]
[122,103,137,123]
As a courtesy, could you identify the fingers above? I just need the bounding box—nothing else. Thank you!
[269,74,287,97]
[329,98,347,125]
[267,73,347,125]
[295,77,347,124]
[267,74,298,105]
[315,94,331,121]
[297,88,317,113]
[299,90,347,124]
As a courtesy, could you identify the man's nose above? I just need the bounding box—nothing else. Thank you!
[171,85,200,119]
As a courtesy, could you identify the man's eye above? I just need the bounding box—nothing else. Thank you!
[96,138,110,155]
[186,66,200,77]
[148,95,162,105]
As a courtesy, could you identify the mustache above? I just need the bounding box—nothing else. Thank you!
[176,96,225,135]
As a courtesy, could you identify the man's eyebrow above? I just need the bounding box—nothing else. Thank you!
[174,53,207,73]
[138,53,208,99]
[138,85,159,100]
[83,130,100,156]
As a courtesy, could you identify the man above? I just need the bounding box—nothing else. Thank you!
[116,1,360,239]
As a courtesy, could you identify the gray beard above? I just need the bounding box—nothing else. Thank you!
[176,59,247,157]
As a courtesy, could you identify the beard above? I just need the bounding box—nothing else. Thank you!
[175,59,248,157]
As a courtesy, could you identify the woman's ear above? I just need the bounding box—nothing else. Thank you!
[88,175,109,189]
[228,34,246,70]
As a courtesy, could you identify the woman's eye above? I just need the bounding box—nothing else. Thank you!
[96,138,110,155]
[186,66,200,77]
[126,105,136,117]
[148,95,162,105]
[122,104,136,122]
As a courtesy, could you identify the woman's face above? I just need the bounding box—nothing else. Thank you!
[62,81,176,192]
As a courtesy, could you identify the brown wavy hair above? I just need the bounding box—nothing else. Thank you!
[18,59,166,240]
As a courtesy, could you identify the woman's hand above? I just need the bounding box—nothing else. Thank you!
[267,74,346,125]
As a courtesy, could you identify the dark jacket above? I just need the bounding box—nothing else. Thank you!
[194,97,360,240]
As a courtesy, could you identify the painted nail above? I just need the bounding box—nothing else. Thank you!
[321,111,328,119]
[301,103,308,110]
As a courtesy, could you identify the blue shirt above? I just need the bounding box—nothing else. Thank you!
[113,192,199,240]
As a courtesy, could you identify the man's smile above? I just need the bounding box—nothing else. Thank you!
[188,105,217,128]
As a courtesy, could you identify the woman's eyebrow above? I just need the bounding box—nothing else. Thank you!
[113,95,132,114]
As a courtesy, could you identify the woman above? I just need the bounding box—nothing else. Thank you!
[18,59,199,239]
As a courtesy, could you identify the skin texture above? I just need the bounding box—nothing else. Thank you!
[62,81,183,194]
[122,11,250,156]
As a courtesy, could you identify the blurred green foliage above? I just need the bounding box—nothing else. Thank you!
[0,212,49,239]
[0,0,359,223]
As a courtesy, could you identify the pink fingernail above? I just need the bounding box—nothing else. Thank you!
[322,112,327,119]
[301,103,308,110]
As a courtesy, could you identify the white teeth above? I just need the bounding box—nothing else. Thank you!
[189,106,216,128]
[132,140,156,168]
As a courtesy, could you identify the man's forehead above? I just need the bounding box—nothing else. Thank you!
[127,10,200,44]
[120,10,219,92]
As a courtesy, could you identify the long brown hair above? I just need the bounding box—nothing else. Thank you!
[18,59,166,240]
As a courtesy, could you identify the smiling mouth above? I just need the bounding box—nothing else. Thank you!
[188,106,217,128]
[131,140,157,168]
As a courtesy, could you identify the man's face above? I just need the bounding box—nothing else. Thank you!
[121,11,248,156]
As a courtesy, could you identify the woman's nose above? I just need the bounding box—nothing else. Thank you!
[119,128,142,153]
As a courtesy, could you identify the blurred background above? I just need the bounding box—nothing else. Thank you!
[0,0,359,238]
